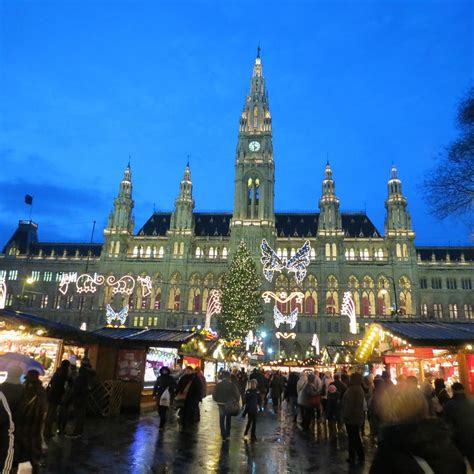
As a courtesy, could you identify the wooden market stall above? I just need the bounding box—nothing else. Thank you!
[356,320,474,393]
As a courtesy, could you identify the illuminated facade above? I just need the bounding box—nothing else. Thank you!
[1,52,473,354]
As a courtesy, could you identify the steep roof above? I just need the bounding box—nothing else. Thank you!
[415,246,474,262]
[137,211,381,239]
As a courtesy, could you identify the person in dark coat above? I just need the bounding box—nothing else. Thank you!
[250,368,266,411]
[176,366,202,431]
[434,378,450,412]
[243,379,259,440]
[213,370,240,440]
[370,385,466,474]
[326,383,341,441]
[299,373,319,432]
[67,358,95,438]
[237,368,248,404]
[153,366,177,429]
[342,373,365,465]
[44,359,70,438]
[270,371,284,413]
[0,365,24,473]
[284,371,299,422]
[14,370,47,473]
[443,382,474,469]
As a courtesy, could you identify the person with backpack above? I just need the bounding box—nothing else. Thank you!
[153,366,176,430]
[212,371,240,440]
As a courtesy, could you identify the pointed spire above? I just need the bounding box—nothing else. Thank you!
[390,164,398,180]
[324,161,333,180]
[257,44,261,58]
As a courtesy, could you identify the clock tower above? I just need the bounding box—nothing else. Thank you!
[231,48,275,253]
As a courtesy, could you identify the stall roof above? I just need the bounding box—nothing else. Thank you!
[0,309,109,345]
[378,321,474,346]
[93,327,196,345]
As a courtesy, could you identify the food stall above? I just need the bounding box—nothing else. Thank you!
[356,321,474,392]
[0,309,104,385]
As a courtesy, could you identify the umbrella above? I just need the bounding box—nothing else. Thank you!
[0,352,45,375]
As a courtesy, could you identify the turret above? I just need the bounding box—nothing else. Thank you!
[318,162,343,236]
[170,163,195,232]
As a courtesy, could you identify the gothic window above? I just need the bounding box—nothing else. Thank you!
[461,278,472,290]
[376,248,384,261]
[222,247,228,259]
[158,246,164,258]
[310,248,316,260]
[173,242,179,256]
[282,248,288,258]
[377,276,391,316]
[66,295,73,309]
[399,276,413,315]
[141,295,150,310]
[154,290,161,310]
[304,291,317,315]
[420,277,427,289]
[209,247,215,259]
[332,243,337,258]
[255,179,260,205]
[40,295,48,309]
[326,275,338,314]
[128,294,135,310]
[179,242,185,255]
[396,243,402,258]
[253,106,258,129]
[431,277,442,289]
[402,243,408,259]
[448,304,458,319]
[325,243,331,260]
[115,241,120,255]
[195,247,202,258]
[361,248,369,261]
[447,278,457,290]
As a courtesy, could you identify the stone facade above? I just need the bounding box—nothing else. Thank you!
[1,53,473,355]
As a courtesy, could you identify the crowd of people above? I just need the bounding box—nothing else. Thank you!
[0,358,95,473]
[153,365,474,473]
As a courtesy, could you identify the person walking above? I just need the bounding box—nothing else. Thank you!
[342,373,365,465]
[213,371,240,440]
[326,384,341,442]
[443,382,474,470]
[67,358,95,438]
[270,371,283,413]
[153,367,177,430]
[300,373,320,432]
[243,379,259,441]
[176,366,202,431]
[433,378,450,414]
[237,368,248,405]
[44,359,70,438]
[14,369,47,473]
[370,385,466,474]
[284,371,299,422]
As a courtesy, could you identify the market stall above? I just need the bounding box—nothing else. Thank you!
[356,321,474,392]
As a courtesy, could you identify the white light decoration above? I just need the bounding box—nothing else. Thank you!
[253,339,264,356]
[80,322,87,331]
[262,290,304,305]
[0,277,6,309]
[137,276,152,298]
[273,306,298,329]
[58,272,78,295]
[311,333,320,355]
[245,330,254,351]
[261,239,311,284]
[106,304,129,327]
[76,273,105,294]
[275,332,296,339]
[106,275,136,295]
[341,291,357,334]
[204,289,222,330]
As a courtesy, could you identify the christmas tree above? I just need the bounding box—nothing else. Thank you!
[217,240,263,341]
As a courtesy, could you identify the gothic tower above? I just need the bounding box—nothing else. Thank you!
[317,162,344,261]
[167,163,195,258]
[231,48,275,253]
[103,162,134,258]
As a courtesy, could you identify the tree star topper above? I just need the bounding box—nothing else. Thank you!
[260,239,311,284]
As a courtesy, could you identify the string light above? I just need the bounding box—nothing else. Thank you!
[105,304,128,327]
[137,276,152,297]
[273,305,298,329]
[341,291,357,334]
[76,273,105,293]
[275,332,296,339]
[204,289,222,330]
[261,290,304,305]
[0,277,6,309]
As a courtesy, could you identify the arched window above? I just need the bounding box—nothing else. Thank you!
[132,246,138,257]
[253,106,258,129]
[158,246,164,258]
[399,276,413,315]
[290,248,296,257]
[154,290,161,310]
[377,276,391,315]
[326,275,338,314]
[195,247,201,258]
[376,248,384,260]
[310,248,316,260]
[282,248,288,258]
[179,242,185,255]
[448,304,458,319]
[325,243,331,260]
[402,243,408,259]
[114,241,120,255]
[396,243,402,258]
[332,243,337,258]
[222,247,228,259]
[304,291,317,315]
[173,242,179,255]
[173,290,181,311]
[209,247,215,259]
[145,246,151,258]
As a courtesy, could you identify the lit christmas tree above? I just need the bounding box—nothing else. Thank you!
[218,240,263,341]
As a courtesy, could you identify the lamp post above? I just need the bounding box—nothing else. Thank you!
[18,276,35,310]
[385,276,399,317]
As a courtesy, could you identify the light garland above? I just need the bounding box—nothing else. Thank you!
[204,289,222,330]
[275,332,296,339]
[105,304,129,327]
[106,275,136,295]
[262,290,304,305]
[245,330,254,351]
[76,273,105,294]
[273,305,298,329]
[261,239,311,284]
[0,277,6,309]
[58,272,78,295]
[341,291,357,334]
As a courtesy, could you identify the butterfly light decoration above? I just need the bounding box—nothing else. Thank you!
[273,305,298,329]
[261,239,311,284]
[106,304,129,327]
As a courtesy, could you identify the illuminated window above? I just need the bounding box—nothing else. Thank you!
[448,304,458,319]
[158,246,164,258]
[433,304,443,318]
[222,247,228,259]
[40,295,48,309]
[53,295,61,309]
[66,295,74,309]
[31,271,41,282]
[310,248,316,260]
[145,246,151,258]
[0,270,6,279]
[141,296,150,310]
[464,304,473,319]
[421,303,428,317]
[396,243,402,258]
[5,294,13,307]
[43,271,53,282]
[55,272,63,282]
[132,246,138,257]
[209,247,215,259]
[8,270,18,281]
[179,242,184,255]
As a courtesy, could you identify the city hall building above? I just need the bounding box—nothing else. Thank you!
[1,53,473,354]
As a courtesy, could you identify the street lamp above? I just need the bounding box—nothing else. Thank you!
[18,277,35,309]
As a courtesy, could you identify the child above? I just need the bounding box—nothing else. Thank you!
[326,383,341,441]
[243,379,259,441]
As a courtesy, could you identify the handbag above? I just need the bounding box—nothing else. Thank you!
[225,399,240,416]
[159,388,171,407]
[174,381,192,410]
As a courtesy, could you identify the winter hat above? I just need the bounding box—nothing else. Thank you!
[328,384,337,394]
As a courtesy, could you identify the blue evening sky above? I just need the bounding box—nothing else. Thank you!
[0,0,472,246]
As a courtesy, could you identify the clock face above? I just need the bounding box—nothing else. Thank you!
[248,141,261,152]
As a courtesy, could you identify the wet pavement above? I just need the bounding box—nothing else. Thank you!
[43,398,376,473]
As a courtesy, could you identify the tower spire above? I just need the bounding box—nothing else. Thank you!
[318,163,343,236]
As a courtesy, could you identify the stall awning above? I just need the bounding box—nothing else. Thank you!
[92,327,196,347]
[0,309,109,345]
